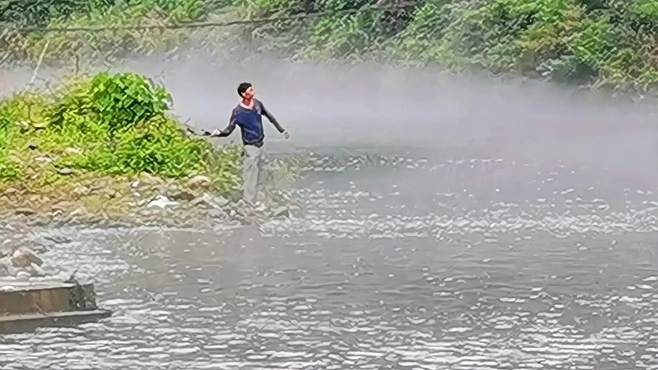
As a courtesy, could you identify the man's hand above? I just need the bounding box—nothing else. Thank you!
[201,129,221,137]
[283,130,290,140]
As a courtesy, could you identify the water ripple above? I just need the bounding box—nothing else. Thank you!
[1,151,657,369]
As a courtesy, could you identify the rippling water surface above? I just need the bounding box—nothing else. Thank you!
[2,139,658,369]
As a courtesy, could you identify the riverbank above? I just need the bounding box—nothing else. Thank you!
[0,71,300,227]
[0,165,300,229]
[1,171,229,228]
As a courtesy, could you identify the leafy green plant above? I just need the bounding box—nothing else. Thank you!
[2,0,658,95]
[2,0,208,66]
[631,0,658,20]
[0,92,52,180]
[68,116,211,178]
[46,72,170,133]
[0,71,243,191]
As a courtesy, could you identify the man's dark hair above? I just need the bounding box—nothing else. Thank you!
[237,82,252,97]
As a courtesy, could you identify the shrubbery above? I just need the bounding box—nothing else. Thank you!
[0,72,241,191]
[1,0,656,93]
[239,0,658,94]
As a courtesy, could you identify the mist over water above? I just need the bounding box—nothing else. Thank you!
[2,54,658,369]
[5,52,658,151]
[124,53,658,187]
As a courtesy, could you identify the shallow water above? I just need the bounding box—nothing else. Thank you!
[2,133,658,369]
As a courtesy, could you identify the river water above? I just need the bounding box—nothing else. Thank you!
[2,124,658,369]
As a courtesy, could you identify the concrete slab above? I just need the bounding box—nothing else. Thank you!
[0,279,112,333]
[0,310,112,333]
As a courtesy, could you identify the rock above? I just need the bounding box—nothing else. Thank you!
[73,185,91,196]
[191,193,230,209]
[131,180,141,189]
[3,187,18,196]
[27,142,38,150]
[212,195,230,207]
[191,196,210,208]
[7,153,20,163]
[43,235,71,244]
[103,189,119,199]
[270,206,290,218]
[57,167,73,176]
[168,188,196,201]
[28,263,46,276]
[11,246,44,268]
[147,195,178,209]
[64,147,82,155]
[140,173,162,186]
[15,207,36,216]
[208,209,228,219]
[186,175,212,189]
[0,257,11,276]
[234,199,249,210]
[35,156,53,163]
[16,271,30,280]
[32,217,52,227]
[52,202,72,211]
[17,120,29,130]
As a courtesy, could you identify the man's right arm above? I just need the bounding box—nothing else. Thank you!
[212,109,237,137]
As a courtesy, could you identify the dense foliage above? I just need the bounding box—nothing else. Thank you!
[238,0,658,93]
[0,72,241,191]
[1,0,656,93]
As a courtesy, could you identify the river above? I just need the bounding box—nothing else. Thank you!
[2,125,658,369]
[2,57,658,369]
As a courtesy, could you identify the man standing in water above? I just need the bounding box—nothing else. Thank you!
[206,82,289,206]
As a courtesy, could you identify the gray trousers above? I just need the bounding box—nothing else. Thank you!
[242,145,263,204]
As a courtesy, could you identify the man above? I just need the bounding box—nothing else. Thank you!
[206,82,289,205]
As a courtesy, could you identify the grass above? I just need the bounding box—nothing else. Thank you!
[0,71,242,194]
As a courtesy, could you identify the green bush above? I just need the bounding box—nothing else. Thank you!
[41,72,214,178]
[631,0,658,20]
[0,72,242,188]
[0,93,43,180]
[0,0,99,27]
[66,116,213,177]
[47,72,171,134]
[2,0,208,66]
[0,122,20,180]
[567,16,616,70]
[390,1,453,65]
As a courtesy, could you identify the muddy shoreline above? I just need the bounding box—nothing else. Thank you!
[0,171,296,230]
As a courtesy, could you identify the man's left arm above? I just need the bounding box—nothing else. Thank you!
[260,101,288,136]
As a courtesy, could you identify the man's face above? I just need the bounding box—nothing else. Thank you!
[242,86,255,99]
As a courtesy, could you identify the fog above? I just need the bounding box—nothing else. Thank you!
[3,53,658,369]
[2,51,658,185]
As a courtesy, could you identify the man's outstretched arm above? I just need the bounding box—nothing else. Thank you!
[260,101,286,133]
[211,110,237,137]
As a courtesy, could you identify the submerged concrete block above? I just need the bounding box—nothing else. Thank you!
[0,280,111,333]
